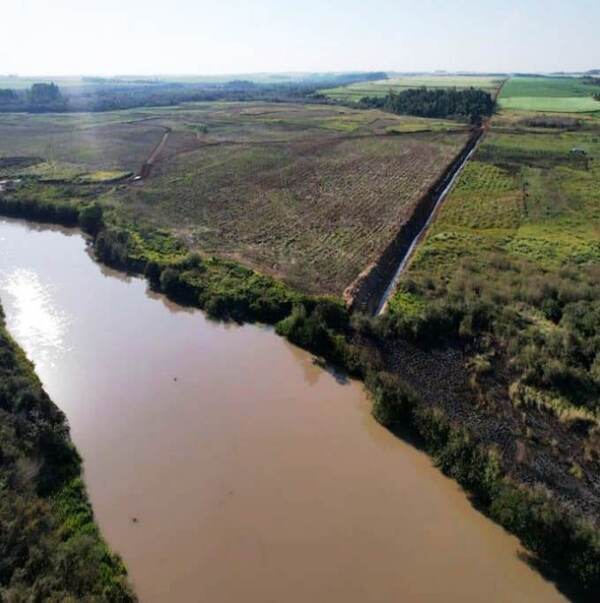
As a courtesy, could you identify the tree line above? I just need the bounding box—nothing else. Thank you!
[0,73,387,113]
[359,87,494,121]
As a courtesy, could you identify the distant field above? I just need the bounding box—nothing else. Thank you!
[320,75,503,101]
[0,76,94,89]
[0,102,463,175]
[0,102,469,295]
[0,112,168,173]
[499,76,600,113]
[501,76,598,98]
[500,96,600,113]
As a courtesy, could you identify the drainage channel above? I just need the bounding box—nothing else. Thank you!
[375,132,483,315]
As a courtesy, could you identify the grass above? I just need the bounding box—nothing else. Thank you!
[79,169,131,182]
[320,75,503,101]
[389,119,600,422]
[499,76,600,113]
[18,160,86,181]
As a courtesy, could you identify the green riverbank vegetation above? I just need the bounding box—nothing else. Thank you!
[0,306,135,601]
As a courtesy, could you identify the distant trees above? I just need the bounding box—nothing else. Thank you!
[28,82,61,104]
[0,73,386,114]
[360,87,494,121]
[582,76,600,87]
[0,88,17,102]
[27,83,67,111]
[0,83,67,112]
[581,76,600,101]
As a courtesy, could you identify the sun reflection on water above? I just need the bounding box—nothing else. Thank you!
[0,267,71,368]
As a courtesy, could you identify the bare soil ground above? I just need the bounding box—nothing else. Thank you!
[107,103,470,294]
[0,103,471,294]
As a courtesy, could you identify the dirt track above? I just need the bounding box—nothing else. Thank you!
[139,128,171,178]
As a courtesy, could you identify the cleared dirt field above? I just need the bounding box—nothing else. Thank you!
[110,103,470,293]
[0,102,470,295]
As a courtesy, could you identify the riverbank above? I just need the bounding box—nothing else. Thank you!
[0,301,134,600]
[0,217,569,601]
[0,184,599,598]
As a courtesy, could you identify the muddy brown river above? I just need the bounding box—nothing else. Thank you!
[0,218,566,602]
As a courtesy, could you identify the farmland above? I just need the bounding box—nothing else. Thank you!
[408,129,600,274]
[499,75,600,113]
[0,111,171,173]
[3,84,600,596]
[0,102,470,295]
[319,74,504,101]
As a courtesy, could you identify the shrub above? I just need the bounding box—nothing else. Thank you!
[78,203,104,236]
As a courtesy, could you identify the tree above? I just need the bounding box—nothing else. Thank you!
[0,89,17,102]
[29,83,62,104]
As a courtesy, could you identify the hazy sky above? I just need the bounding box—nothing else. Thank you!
[2,0,598,75]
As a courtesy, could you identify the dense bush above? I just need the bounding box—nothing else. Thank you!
[383,258,600,413]
[0,196,78,226]
[78,203,104,236]
[94,228,133,269]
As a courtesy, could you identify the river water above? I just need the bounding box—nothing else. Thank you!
[0,218,566,602]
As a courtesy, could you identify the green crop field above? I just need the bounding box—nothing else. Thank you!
[499,76,600,113]
[0,102,470,295]
[404,129,600,277]
[320,75,503,101]
[500,95,600,113]
[501,76,599,98]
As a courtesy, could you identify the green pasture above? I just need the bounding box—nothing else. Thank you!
[499,76,600,113]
